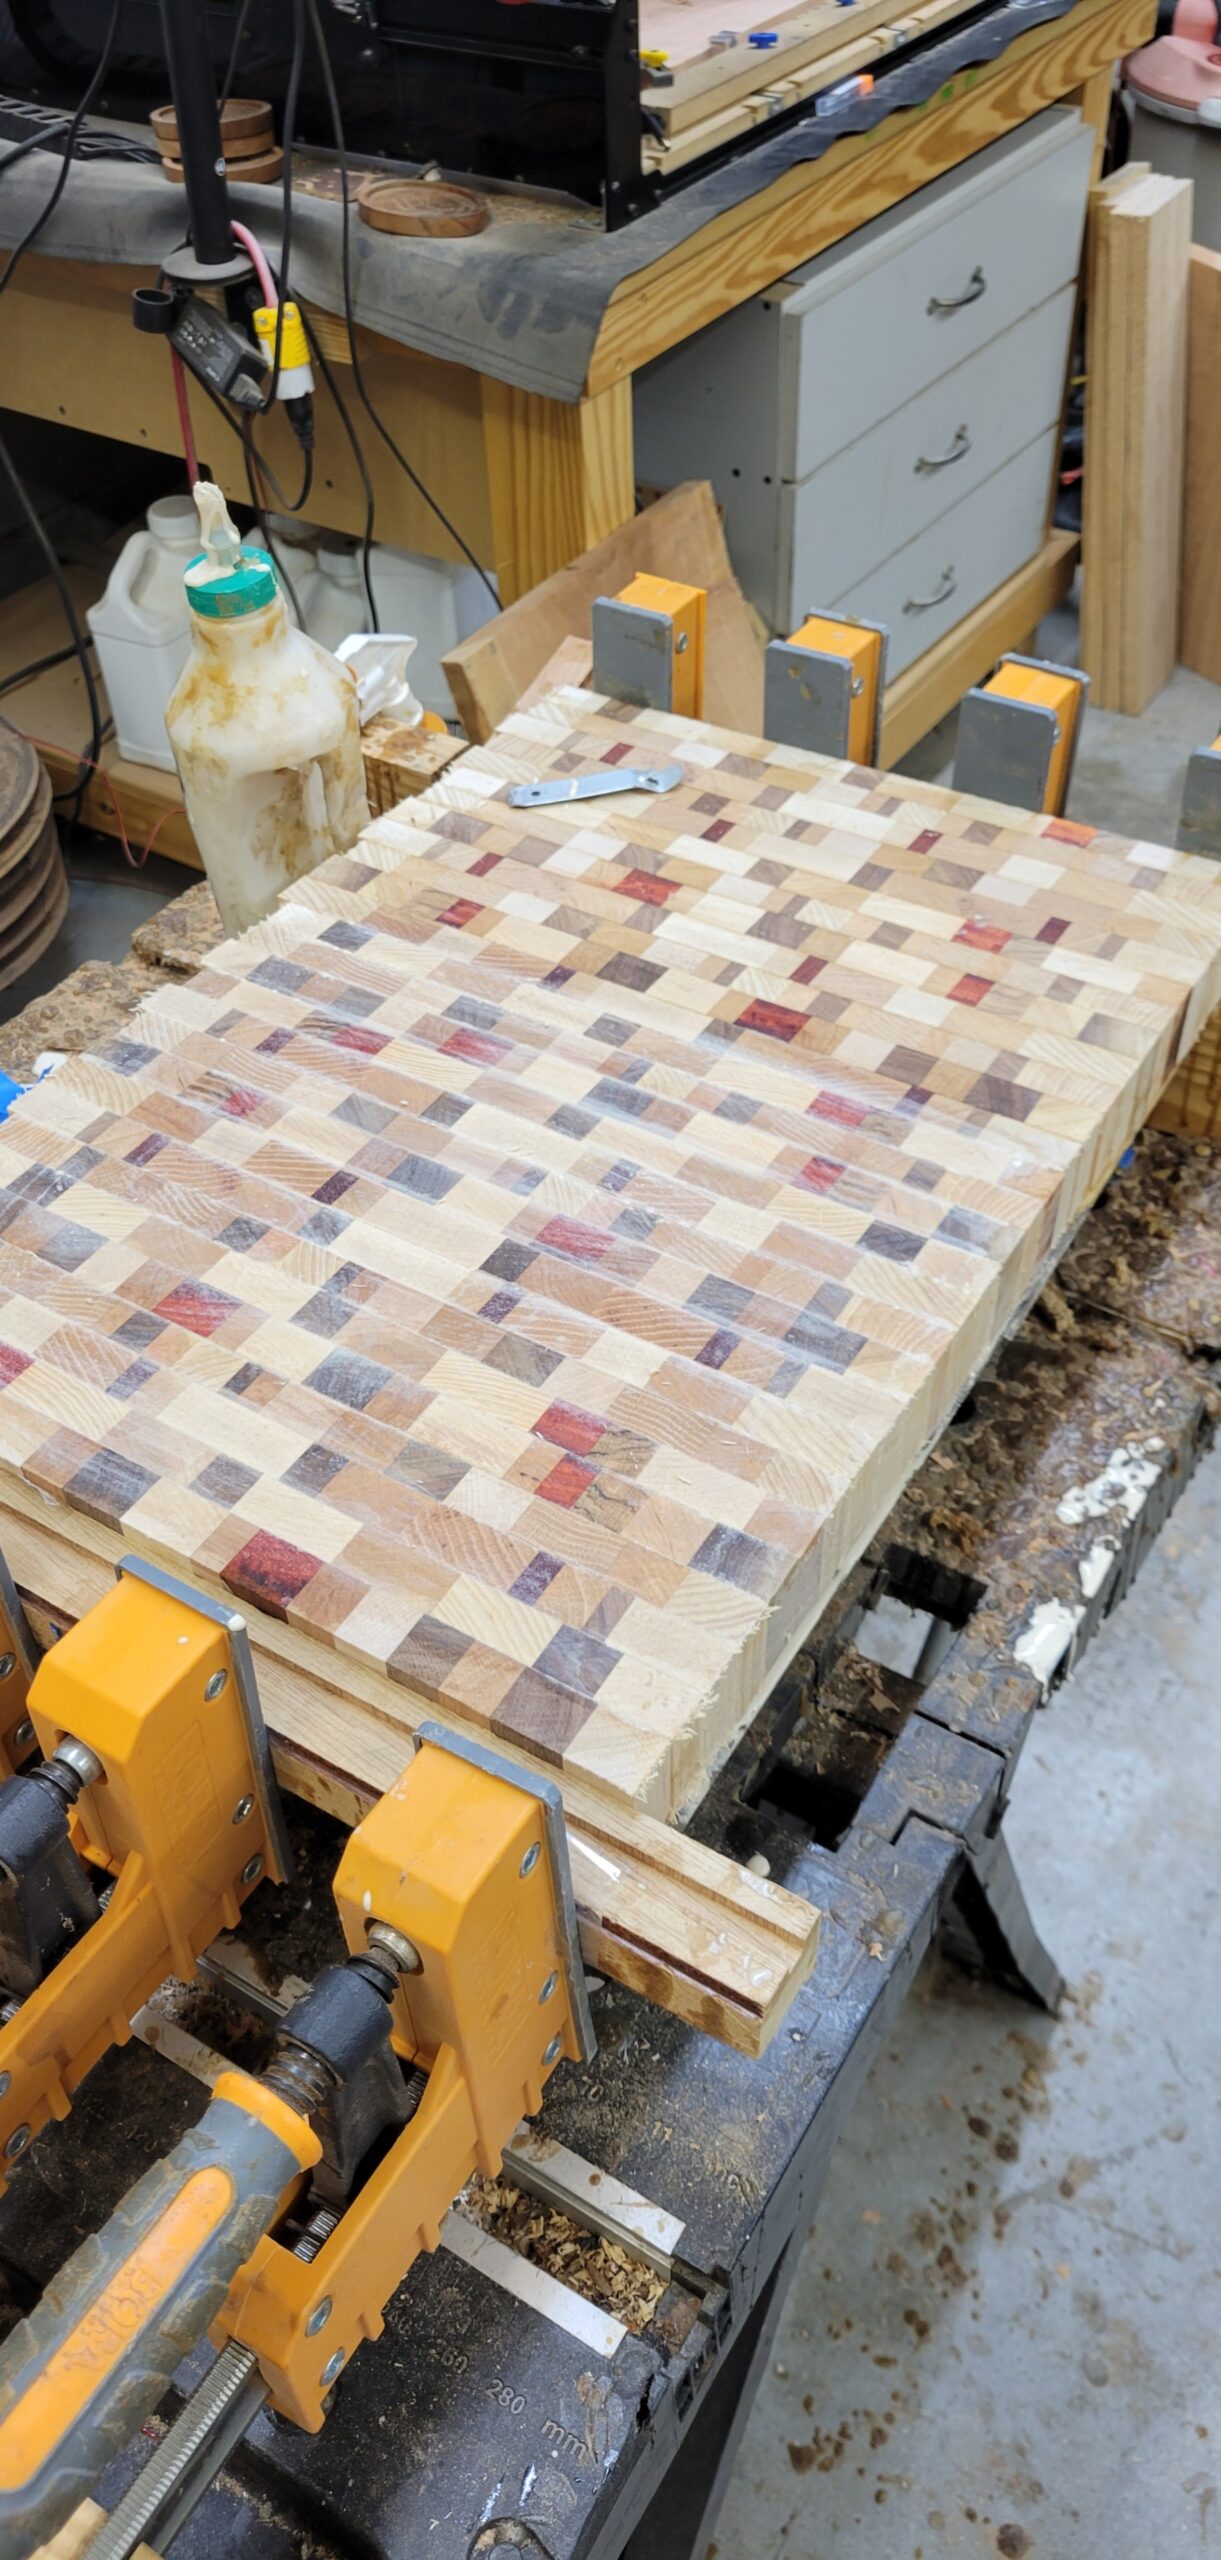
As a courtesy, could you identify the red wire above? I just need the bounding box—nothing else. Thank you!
[170,347,199,487]
[23,733,186,872]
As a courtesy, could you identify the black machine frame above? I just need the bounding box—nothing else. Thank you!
[0,0,1039,231]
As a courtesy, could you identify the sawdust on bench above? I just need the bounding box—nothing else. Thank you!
[459,2170,666,2334]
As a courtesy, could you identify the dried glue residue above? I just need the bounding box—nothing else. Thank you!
[1057,1440,1163,1527]
[1079,1540,1116,1600]
[1013,1598,1083,1690]
[569,1835,621,1884]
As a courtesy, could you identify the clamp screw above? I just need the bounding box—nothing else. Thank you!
[675,632,689,653]
[11,1722,32,1751]
[366,1921,422,1976]
[240,1855,263,1887]
[0,2074,9,2101]
[205,1669,229,1701]
[54,1737,103,1791]
[538,1972,558,2005]
[306,2298,332,2335]
[4,2125,29,2160]
[519,1843,541,1879]
[541,2035,563,2066]
[0,1655,15,1681]
[321,2349,345,2386]
[232,1795,254,1825]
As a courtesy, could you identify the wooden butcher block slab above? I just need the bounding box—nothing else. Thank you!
[0,686,1216,1833]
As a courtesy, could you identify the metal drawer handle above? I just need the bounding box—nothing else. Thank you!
[927,265,986,315]
[904,565,957,612]
[915,423,971,473]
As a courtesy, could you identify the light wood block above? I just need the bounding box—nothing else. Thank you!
[1148,1001,1221,1139]
[1178,244,1221,689]
[1081,168,1192,712]
[0,684,1216,1881]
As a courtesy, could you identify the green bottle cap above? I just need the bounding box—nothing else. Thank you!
[185,544,279,619]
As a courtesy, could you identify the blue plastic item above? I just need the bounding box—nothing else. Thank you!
[0,1072,26,1122]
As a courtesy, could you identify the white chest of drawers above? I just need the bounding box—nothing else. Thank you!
[634,107,1095,679]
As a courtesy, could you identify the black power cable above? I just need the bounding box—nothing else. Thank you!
[0,636,95,702]
[220,0,255,108]
[259,0,306,416]
[0,116,71,178]
[298,304,378,630]
[0,4,125,815]
[0,0,123,303]
[0,424,105,812]
[302,0,501,613]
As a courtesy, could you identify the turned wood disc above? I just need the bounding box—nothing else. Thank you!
[357,180,490,238]
[0,761,52,881]
[152,97,272,149]
[0,720,42,848]
[161,145,284,187]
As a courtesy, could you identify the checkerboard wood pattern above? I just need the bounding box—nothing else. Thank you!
[0,688,1217,1828]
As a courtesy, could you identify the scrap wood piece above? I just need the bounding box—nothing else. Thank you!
[517,637,594,714]
[443,480,764,744]
[1081,167,1192,712]
[2,1492,821,2057]
[130,880,223,975]
[0,692,1218,1932]
[0,955,164,1084]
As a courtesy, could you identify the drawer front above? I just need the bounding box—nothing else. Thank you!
[782,116,1093,477]
[821,431,1059,679]
[786,285,1075,604]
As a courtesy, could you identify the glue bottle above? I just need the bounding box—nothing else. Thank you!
[165,481,369,937]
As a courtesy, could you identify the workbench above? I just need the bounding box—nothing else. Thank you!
[4,0,1149,731]
[0,1119,1213,2560]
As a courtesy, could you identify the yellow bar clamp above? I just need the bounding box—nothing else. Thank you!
[591,574,706,718]
[0,1558,288,2183]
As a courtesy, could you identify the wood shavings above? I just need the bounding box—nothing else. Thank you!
[459,2171,667,2334]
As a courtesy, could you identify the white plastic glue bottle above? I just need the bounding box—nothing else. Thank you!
[165,482,369,937]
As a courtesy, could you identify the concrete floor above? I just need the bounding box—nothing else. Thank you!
[715,1442,1221,2559]
[715,614,1221,2560]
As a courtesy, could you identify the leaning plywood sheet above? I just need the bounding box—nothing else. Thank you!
[0,690,1217,1848]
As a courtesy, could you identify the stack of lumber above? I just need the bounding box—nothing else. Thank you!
[1081,165,1193,713]
[0,690,1219,2051]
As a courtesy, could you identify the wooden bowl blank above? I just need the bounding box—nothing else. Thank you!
[357,179,490,238]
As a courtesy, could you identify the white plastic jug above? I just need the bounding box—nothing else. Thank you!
[298,537,369,655]
[300,537,493,721]
[165,483,370,938]
[86,493,200,771]
[262,511,318,625]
